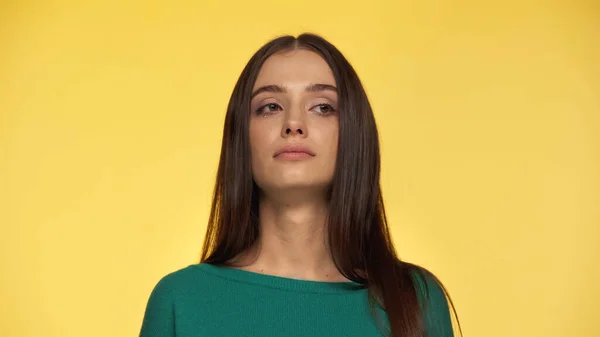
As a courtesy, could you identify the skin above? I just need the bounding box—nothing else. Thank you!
[232,49,348,282]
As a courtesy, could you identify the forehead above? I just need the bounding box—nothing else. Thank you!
[253,49,336,90]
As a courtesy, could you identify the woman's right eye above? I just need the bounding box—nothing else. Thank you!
[255,103,282,115]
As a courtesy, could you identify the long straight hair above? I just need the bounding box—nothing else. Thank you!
[201,33,460,337]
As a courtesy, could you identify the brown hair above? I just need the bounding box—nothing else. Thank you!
[200,33,461,337]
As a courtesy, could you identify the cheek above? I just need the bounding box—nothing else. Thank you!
[332,125,339,148]
[325,123,339,156]
[330,130,339,166]
[311,122,339,170]
[249,124,260,163]
[249,121,272,169]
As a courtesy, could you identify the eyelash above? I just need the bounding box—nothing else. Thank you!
[254,102,336,116]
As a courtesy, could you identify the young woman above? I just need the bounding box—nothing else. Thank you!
[139,33,460,337]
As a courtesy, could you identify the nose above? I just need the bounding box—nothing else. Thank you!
[281,105,307,138]
[284,126,304,136]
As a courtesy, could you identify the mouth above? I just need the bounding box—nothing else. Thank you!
[273,145,316,159]
[274,151,315,160]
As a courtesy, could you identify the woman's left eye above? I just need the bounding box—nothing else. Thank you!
[312,103,336,114]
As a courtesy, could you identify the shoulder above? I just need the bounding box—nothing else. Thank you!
[407,264,446,306]
[139,265,195,336]
[142,263,218,317]
[139,264,209,336]
[407,264,456,337]
[146,264,207,299]
[142,265,196,311]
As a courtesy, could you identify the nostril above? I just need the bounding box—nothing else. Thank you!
[285,128,304,135]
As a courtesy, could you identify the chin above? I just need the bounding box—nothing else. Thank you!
[276,178,332,191]
[254,171,334,192]
[274,180,314,190]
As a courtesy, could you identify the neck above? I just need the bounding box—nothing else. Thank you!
[232,191,348,282]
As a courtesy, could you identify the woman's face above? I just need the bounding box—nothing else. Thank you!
[249,49,339,196]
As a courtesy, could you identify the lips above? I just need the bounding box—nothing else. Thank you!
[273,144,316,158]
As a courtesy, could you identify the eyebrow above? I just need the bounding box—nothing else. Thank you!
[251,83,338,99]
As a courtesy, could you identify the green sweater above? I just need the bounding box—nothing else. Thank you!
[139,263,453,337]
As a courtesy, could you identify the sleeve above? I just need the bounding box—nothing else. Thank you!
[412,270,455,337]
[139,275,177,337]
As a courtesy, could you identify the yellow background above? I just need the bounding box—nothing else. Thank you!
[1,0,598,336]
